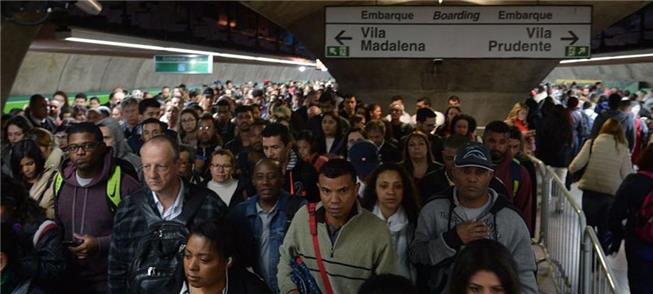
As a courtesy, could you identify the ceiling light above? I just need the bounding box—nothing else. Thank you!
[560,52,653,64]
[298,66,306,72]
[64,37,317,67]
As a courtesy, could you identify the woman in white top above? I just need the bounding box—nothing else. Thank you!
[569,118,633,250]
[206,149,247,210]
[361,163,421,282]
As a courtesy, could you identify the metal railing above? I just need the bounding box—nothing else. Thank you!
[527,155,621,294]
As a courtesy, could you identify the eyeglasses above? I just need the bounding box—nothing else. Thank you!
[65,142,100,152]
[210,164,233,170]
[198,126,213,131]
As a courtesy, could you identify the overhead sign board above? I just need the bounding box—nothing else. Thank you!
[325,6,592,59]
[154,55,213,74]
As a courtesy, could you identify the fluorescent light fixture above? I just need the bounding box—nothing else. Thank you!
[65,37,317,67]
[298,66,306,72]
[560,52,653,64]
[315,59,329,72]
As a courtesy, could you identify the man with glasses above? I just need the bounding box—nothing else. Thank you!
[108,135,227,293]
[55,122,141,293]
[228,158,305,292]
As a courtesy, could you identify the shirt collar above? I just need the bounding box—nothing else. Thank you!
[152,180,185,220]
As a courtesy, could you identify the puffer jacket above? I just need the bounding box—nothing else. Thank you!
[569,134,633,195]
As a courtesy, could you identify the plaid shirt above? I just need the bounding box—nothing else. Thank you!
[108,180,227,293]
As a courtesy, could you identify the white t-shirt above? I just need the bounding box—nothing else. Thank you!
[75,172,93,187]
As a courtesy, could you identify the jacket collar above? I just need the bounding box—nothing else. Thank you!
[244,191,292,217]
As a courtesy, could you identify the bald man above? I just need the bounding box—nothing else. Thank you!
[108,135,227,293]
[228,158,306,292]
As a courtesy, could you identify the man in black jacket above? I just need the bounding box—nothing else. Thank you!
[261,123,320,202]
[108,135,227,293]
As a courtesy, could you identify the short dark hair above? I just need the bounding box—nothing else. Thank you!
[189,219,236,261]
[416,96,431,106]
[261,122,292,145]
[67,122,103,142]
[416,107,436,123]
[508,125,523,141]
[216,99,230,108]
[139,98,161,114]
[141,117,165,130]
[11,139,45,180]
[608,93,622,110]
[234,105,253,116]
[448,239,521,294]
[74,92,87,100]
[358,274,417,294]
[319,158,356,184]
[29,94,46,106]
[364,119,386,134]
[567,96,579,108]
[483,120,511,138]
[443,134,470,149]
[390,95,404,102]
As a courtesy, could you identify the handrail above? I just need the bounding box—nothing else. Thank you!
[584,227,621,293]
[546,166,585,220]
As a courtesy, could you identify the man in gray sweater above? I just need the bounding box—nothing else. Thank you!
[409,143,537,294]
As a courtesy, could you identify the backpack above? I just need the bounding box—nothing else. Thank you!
[127,191,205,294]
[509,158,522,198]
[634,171,653,243]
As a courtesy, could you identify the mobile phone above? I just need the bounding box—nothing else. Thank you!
[62,239,83,247]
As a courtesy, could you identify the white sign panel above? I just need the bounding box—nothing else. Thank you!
[325,6,592,59]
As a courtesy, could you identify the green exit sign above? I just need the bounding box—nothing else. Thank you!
[154,55,213,74]
[565,46,590,58]
[326,46,349,57]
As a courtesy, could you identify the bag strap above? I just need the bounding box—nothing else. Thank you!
[307,203,334,294]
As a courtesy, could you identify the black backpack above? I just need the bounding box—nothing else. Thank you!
[128,192,205,294]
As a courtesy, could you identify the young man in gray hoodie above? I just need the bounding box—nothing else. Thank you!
[409,143,537,294]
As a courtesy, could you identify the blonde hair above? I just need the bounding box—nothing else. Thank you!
[505,102,528,124]
[26,127,54,148]
[599,118,627,150]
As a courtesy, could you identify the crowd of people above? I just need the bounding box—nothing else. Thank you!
[1,78,652,294]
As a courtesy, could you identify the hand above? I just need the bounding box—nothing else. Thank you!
[455,220,490,244]
[68,234,99,259]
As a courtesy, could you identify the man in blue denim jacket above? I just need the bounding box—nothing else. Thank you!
[228,158,305,293]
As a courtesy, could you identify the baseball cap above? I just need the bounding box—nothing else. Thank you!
[454,142,495,171]
[348,140,380,179]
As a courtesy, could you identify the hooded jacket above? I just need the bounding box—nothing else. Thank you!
[409,187,537,294]
[55,151,140,291]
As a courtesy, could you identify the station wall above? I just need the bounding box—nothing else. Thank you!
[10,51,332,96]
[544,62,653,88]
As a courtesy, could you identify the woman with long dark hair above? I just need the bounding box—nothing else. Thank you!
[361,163,421,281]
[435,106,461,138]
[0,174,66,291]
[318,111,346,158]
[448,239,521,294]
[400,131,443,202]
[2,115,33,176]
[10,139,59,218]
[178,108,200,147]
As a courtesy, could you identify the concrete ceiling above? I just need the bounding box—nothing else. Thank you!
[242,1,649,121]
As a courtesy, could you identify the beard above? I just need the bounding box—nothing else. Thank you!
[491,151,504,163]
